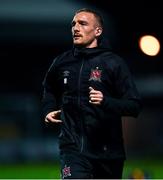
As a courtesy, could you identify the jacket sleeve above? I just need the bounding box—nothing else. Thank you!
[102,57,142,117]
[41,58,59,119]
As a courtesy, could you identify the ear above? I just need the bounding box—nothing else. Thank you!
[95,27,102,37]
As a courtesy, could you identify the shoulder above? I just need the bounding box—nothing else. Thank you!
[53,50,72,63]
[50,49,72,67]
[101,51,126,68]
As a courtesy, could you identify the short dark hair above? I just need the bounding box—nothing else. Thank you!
[75,8,104,28]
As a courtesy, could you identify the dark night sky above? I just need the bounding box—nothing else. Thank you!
[0,0,162,95]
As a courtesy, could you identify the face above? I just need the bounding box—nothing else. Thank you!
[71,12,102,48]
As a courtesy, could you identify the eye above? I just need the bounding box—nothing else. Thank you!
[71,21,75,27]
[79,21,88,26]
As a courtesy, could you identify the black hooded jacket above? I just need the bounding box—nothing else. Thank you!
[42,44,141,160]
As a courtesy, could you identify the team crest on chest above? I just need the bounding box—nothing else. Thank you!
[89,67,102,82]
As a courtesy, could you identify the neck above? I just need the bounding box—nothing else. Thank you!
[85,40,98,48]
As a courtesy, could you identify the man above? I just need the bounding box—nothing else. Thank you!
[42,8,141,179]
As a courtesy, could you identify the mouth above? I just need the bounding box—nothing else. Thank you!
[73,34,82,39]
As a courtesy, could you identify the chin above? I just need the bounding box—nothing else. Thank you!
[74,41,84,47]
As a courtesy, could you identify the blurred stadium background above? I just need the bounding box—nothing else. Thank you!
[0,0,162,179]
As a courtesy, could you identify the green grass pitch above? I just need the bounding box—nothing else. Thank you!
[0,158,162,179]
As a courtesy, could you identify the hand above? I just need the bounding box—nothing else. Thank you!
[89,87,103,105]
[45,110,62,123]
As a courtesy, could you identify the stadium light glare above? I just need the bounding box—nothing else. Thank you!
[139,35,160,56]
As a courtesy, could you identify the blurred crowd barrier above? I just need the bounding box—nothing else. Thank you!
[0,88,163,163]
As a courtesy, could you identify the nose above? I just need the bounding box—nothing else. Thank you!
[73,23,80,32]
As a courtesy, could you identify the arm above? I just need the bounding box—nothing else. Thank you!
[89,57,142,117]
[101,58,142,117]
[41,58,62,123]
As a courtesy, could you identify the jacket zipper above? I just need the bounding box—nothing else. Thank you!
[78,58,84,153]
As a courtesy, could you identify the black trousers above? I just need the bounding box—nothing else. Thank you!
[60,152,124,179]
